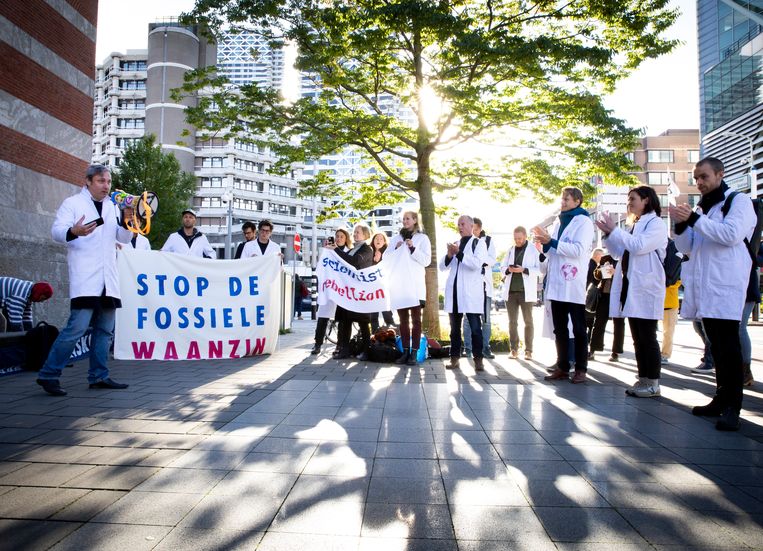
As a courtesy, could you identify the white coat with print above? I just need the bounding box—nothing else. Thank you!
[51,186,132,299]
[605,212,668,320]
[439,237,488,314]
[543,214,594,304]
[674,189,756,321]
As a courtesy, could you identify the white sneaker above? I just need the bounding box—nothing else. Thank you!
[630,380,661,398]
[660,356,669,365]
[625,378,647,396]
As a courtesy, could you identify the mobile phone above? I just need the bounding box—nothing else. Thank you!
[327,236,335,245]
[85,217,104,227]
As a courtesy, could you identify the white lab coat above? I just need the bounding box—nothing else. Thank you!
[439,236,488,314]
[384,232,432,303]
[675,188,756,321]
[161,230,215,258]
[132,234,151,250]
[605,212,667,320]
[500,243,541,304]
[51,186,132,299]
[241,239,282,259]
[543,213,594,304]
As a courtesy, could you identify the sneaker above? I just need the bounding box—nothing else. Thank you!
[660,356,669,365]
[571,370,587,384]
[525,351,533,360]
[484,351,496,359]
[625,378,647,396]
[691,363,714,374]
[310,344,322,355]
[510,350,519,359]
[629,380,661,398]
[447,357,459,370]
[608,353,619,362]
[544,368,569,381]
[716,408,741,431]
[743,363,754,387]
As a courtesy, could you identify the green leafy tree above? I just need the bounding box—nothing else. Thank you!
[112,135,197,249]
[179,0,677,335]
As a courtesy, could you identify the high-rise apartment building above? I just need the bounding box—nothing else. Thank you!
[697,0,762,197]
[0,0,99,325]
[217,32,285,89]
[91,25,332,260]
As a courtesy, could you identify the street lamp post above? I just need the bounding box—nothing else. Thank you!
[222,187,233,259]
[713,131,757,199]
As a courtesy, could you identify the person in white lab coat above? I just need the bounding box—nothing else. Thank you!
[532,187,594,384]
[440,215,488,371]
[669,157,756,431]
[36,164,133,396]
[241,219,283,259]
[161,209,215,258]
[463,218,497,359]
[597,185,667,398]
[501,226,541,359]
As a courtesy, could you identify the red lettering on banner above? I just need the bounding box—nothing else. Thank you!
[132,341,155,359]
[209,341,223,358]
[251,338,266,355]
[229,340,240,358]
[187,341,200,360]
[164,342,178,360]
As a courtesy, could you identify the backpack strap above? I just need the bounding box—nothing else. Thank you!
[721,191,756,266]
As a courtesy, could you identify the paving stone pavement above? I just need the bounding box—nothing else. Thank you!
[1,311,763,550]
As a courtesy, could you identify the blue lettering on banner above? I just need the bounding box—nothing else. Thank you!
[174,276,189,296]
[137,274,148,296]
[229,277,241,296]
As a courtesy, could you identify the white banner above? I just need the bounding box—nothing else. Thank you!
[314,249,389,313]
[115,250,281,361]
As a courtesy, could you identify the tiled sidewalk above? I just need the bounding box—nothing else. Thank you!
[1,314,762,550]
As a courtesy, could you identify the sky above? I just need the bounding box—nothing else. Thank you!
[96,0,701,251]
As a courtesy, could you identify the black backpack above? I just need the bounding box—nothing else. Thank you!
[721,192,763,268]
[663,239,683,287]
[23,322,59,371]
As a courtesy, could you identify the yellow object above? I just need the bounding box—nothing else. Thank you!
[664,279,680,310]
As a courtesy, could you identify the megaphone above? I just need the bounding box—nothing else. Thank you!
[110,190,159,235]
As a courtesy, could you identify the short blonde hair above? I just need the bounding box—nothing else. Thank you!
[355,224,371,241]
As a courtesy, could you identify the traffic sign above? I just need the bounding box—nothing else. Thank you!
[293,233,301,253]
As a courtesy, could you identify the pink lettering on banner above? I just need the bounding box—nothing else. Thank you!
[187,341,201,360]
[209,341,223,358]
[132,341,155,359]
[250,338,266,355]
[164,342,179,360]
[321,279,386,304]
[229,340,240,358]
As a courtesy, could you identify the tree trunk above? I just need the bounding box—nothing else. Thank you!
[418,172,441,339]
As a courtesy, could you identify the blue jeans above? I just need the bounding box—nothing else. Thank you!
[463,296,492,354]
[692,320,714,368]
[38,307,115,384]
[740,301,755,364]
[451,312,483,359]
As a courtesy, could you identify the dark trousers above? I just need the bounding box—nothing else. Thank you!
[589,293,625,353]
[507,292,534,353]
[314,317,329,345]
[450,312,483,359]
[338,319,371,354]
[551,300,588,372]
[703,318,743,412]
[398,306,422,350]
[628,318,661,379]
[371,311,395,331]
[692,320,715,368]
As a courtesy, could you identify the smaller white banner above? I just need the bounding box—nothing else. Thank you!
[317,249,418,313]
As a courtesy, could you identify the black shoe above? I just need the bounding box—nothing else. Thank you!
[89,378,129,390]
[692,401,723,417]
[587,350,595,360]
[474,357,484,372]
[716,408,741,431]
[447,357,459,370]
[395,348,410,365]
[356,352,369,361]
[310,344,321,355]
[335,349,352,359]
[406,350,418,366]
[36,378,67,396]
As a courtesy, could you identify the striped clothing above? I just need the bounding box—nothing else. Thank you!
[0,277,33,332]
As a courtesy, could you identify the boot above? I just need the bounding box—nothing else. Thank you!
[310,343,321,355]
[743,363,754,386]
[716,407,741,431]
[474,357,484,371]
[692,398,723,417]
[406,349,418,366]
[395,348,410,365]
[447,356,459,370]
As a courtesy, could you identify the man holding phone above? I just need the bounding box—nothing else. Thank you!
[501,226,541,359]
[36,164,133,396]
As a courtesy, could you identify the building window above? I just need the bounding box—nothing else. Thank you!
[198,138,226,149]
[234,159,265,173]
[624,152,635,162]
[687,150,700,163]
[201,157,224,168]
[647,172,671,186]
[117,118,145,129]
[688,194,701,208]
[647,150,674,163]
[687,172,696,186]
[120,80,146,90]
[199,177,223,187]
[120,60,147,71]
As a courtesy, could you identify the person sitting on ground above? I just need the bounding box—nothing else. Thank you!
[0,278,53,332]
